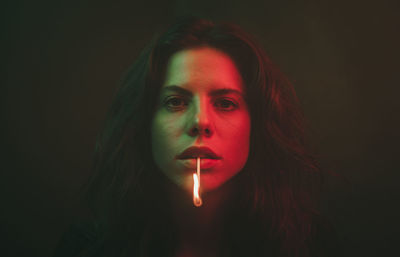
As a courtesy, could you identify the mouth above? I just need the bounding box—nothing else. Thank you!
[178,158,220,170]
[176,146,222,170]
[176,146,222,160]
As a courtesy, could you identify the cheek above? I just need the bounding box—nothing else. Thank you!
[225,112,251,140]
[234,116,251,141]
[225,114,251,164]
[152,117,169,158]
[151,113,184,162]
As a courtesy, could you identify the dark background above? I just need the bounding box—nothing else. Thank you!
[2,0,399,256]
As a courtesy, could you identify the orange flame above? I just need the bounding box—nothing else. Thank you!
[193,157,202,207]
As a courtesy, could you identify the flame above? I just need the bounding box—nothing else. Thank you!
[193,157,202,207]
[193,173,202,206]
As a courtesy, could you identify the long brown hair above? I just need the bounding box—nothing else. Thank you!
[83,17,325,257]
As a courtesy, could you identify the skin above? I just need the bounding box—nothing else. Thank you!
[151,47,251,256]
[149,47,252,257]
[151,47,251,193]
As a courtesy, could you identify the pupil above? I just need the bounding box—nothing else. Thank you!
[221,100,230,107]
[172,99,181,105]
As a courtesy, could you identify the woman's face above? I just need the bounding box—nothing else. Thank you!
[151,47,251,192]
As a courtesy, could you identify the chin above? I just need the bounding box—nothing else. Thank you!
[200,176,229,192]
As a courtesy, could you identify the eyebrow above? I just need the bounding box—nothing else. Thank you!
[161,85,244,97]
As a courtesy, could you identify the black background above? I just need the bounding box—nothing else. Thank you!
[2,0,399,256]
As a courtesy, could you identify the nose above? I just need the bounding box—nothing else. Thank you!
[188,97,213,138]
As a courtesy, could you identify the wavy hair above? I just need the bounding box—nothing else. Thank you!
[82,17,325,257]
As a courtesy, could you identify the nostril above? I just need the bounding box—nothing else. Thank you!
[192,127,199,134]
[189,126,212,137]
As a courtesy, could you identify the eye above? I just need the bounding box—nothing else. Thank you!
[163,96,188,111]
[214,98,238,111]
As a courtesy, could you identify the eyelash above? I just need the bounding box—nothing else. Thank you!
[214,98,238,111]
[163,96,239,112]
[163,96,189,111]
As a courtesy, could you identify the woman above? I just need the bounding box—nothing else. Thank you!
[54,17,340,257]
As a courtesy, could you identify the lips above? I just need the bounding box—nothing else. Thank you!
[177,146,222,160]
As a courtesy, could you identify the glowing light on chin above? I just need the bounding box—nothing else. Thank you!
[193,157,202,207]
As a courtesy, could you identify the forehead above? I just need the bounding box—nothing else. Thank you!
[163,47,243,91]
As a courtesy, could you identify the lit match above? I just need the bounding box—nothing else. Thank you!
[193,157,202,207]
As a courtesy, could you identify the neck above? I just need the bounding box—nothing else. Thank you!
[164,179,237,254]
